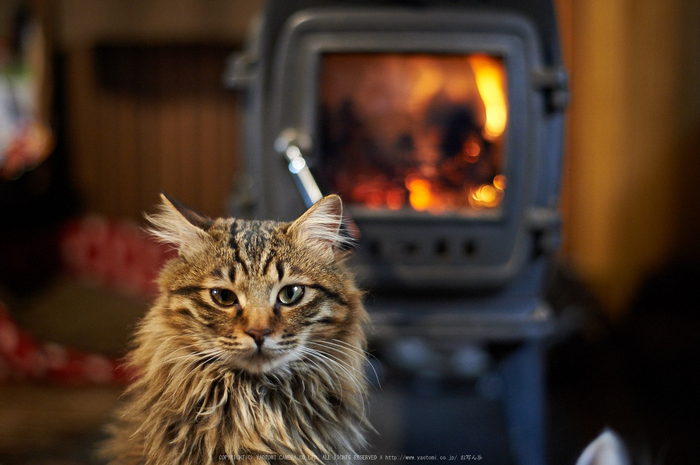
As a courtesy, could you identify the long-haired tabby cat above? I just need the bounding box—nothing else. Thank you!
[99,194,370,464]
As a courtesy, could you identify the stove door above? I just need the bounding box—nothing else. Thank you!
[264,8,552,290]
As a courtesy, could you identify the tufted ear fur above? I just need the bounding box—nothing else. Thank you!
[288,195,351,262]
[145,193,214,259]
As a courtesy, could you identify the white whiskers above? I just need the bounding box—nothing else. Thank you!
[300,341,371,418]
[311,338,381,389]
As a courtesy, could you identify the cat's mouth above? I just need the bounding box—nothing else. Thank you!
[215,340,297,374]
[236,347,283,373]
[249,349,271,361]
[236,345,303,374]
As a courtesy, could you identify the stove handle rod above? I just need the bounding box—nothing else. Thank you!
[283,144,324,208]
[275,129,323,208]
[275,129,360,241]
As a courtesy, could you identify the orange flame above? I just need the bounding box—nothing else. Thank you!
[469,55,508,138]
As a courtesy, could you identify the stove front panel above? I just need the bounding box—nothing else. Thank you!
[256,8,555,290]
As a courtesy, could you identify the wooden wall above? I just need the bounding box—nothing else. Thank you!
[556,0,700,316]
[58,0,264,220]
[65,44,241,220]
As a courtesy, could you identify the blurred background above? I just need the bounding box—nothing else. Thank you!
[1,0,699,464]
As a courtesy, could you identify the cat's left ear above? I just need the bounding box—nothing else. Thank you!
[288,194,349,262]
[145,193,214,259]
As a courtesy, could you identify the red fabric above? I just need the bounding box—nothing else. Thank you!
[0,216,175,386]
[0,303,137,385]
[59,217,176,298]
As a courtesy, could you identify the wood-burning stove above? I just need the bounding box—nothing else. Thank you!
[227,0,565,291]
[226,1,567,464]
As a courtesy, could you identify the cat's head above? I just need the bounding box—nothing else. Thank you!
[145,194,365,375]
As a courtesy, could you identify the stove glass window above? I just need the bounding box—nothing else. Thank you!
[317,53,508,216]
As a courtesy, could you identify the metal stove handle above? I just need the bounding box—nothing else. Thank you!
[274,129,323,208]
[274,128,360,241]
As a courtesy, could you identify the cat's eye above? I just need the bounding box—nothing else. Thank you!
[210,288,237,307]
[278,285,305,305]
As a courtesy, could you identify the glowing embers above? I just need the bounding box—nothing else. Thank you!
[407,177,431,211]
[345,173,508,214]
[319,52,508,215]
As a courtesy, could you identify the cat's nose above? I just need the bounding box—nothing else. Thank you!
[246,327,272,347]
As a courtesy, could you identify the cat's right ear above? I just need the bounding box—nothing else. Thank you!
[145,193,213,259]
[288,194,351,263]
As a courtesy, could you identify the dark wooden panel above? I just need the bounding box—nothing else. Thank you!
[66,44,240,221]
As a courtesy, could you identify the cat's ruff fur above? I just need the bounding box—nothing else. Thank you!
[100,194,370,465]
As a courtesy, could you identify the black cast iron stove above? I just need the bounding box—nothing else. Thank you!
[226,1,567,464]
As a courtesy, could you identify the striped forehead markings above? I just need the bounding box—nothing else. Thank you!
[261,249,279,277]
[275,261,285,281]
[228,220,239,249]
[227,220,289,278]
[233,248,250,276]
[211,266,235,283]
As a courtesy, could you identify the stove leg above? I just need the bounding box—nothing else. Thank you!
[499,341,547,465]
